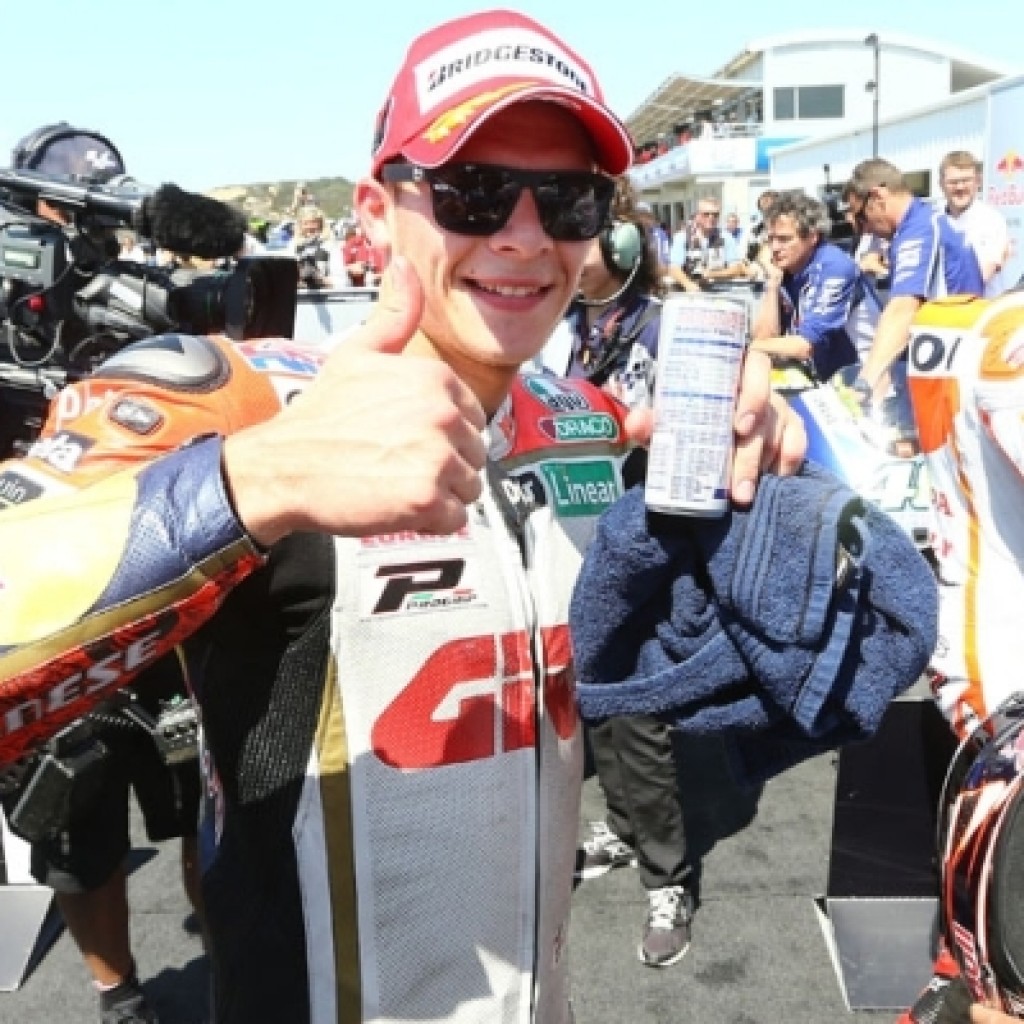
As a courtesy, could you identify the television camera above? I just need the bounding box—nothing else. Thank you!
[0,166,299,457]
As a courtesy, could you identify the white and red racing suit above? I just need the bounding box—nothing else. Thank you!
[909,291,1024,739]
[0,333,635,1024]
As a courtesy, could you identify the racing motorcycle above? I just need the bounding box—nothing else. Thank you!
[772,363,934,553]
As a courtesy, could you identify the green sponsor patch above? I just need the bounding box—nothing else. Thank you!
[552,413,618,443]
[540,460,620,517]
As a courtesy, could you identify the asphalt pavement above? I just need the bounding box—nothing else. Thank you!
[0,730,917,1024]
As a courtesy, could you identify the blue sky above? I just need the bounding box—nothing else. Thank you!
[2,0,1019,192]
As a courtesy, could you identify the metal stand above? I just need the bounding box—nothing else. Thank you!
[0,811,58,991]
[817,696,959,1009]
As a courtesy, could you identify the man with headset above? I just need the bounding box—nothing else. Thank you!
[543,190,695,969]
[1,122,203,1024]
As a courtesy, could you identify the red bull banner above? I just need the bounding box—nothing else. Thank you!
[984,74,1024,292]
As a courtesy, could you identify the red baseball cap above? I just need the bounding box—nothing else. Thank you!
[371,9,634,178]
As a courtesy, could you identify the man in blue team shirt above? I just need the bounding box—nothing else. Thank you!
[750,192,880,383]
[841,158,983,405]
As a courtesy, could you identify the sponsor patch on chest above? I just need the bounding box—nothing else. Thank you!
[539,460,620,516]
[358,551,488,619]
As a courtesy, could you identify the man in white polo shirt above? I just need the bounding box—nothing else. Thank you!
[940,149,1010,297]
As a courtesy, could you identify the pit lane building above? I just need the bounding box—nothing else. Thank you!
[626,29,1020,233]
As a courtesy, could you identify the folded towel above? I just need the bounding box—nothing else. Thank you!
[570,461,938,784]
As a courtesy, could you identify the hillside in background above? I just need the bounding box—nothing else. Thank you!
[209,176,355,224]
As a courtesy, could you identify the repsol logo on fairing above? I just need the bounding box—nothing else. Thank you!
[909,328,964,376]
[426,44,589,96]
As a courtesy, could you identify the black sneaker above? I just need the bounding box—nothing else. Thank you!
[638,884,694,968]
[575,821,637,881]
[100,975,159,1024]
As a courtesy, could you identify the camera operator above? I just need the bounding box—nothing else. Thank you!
[0,122,204,1024]
[290,203,336,290]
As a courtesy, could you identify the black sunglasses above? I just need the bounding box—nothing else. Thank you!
[379,162,615,241]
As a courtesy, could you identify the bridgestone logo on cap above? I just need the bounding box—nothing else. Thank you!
[416,27,595,114]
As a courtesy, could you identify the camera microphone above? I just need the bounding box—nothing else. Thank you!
[135,184,247,260]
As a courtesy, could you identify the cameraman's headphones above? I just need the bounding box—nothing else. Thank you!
[599,220,645,276]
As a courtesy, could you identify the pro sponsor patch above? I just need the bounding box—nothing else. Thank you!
[359,553,487,618]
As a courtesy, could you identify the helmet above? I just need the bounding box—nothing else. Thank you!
[11,121,125,183]
[939,693,1024,1015]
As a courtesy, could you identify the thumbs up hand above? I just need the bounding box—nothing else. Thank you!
[224,257,487,546]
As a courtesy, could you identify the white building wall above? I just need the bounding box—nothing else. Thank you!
[761,42,951,142]
[770,91,988,199]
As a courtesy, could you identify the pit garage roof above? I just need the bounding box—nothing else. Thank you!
[626,75,757,148]
[624,30,1019,150]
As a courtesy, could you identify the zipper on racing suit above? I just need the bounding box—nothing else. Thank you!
[486,456,548,1019]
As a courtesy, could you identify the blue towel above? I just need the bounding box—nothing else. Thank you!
[570,461,938,784]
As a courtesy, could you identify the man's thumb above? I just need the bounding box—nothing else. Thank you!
[352,255,423,355]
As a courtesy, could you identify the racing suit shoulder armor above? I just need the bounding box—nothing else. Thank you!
[91,332,231,392]
[7,335,293,498]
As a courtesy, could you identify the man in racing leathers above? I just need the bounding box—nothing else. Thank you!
[0,10,803,1024]
[909,290,1024,740]
[750,191,881,385]
[895,290,1024,1022]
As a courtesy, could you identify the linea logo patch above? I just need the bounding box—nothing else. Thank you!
[539,460,619,517]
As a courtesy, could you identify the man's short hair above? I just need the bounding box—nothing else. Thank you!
[765,192,831,240]
[940,150,981,179]
[843,158,907,200]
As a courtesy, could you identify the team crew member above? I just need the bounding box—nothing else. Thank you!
[560,203,660,405]
[750,191,880,383]
[841,158,983,410]
[939,149,1009,296]
[0,10,804,1024]
[554,194,696,968]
